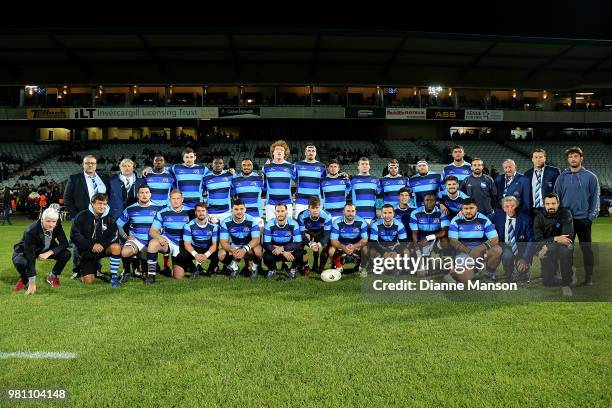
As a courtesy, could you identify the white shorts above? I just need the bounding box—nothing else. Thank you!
[163,237,181,258]
[209,211,232,224]
[124,239,145,254]
[294,204,309,219]
[266,203,294,221]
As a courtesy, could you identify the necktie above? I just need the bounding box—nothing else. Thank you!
[507,218,517,255]
[90,176,98,195]
[534,170,542,207]
[504,177,511,196]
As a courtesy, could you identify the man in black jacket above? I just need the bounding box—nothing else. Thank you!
[533,193,574,296]
[12,207,70,295]
[70,193,122,286]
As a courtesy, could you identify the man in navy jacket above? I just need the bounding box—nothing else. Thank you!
[524,149,560,215]
[108,158,146,220]
[493,196,534,283]
[495,159,530,214]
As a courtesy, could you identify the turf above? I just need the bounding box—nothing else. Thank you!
[0,217,611,407]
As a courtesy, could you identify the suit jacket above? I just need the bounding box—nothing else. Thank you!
[13,220,69,271]
[495,172,531,213]
[524,165,560,209]
[108,174,146,220]
[64,172,110,219]
[493,211,534,261]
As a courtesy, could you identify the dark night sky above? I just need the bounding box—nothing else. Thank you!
[3,2,611,40]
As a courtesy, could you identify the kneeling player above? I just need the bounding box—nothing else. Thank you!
[218,199,263,279]
[447,198,501,284]
[147,189,193,281]
[297,196,333,277]
[183,203,219,278]
[117,186,163,285]
[367,204,409,275]
[328,203,369,274]
[70,194,122,285]
[263,203,304,279]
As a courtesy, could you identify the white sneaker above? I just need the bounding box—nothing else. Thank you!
[442,273,456,284]
[359,267,367,278]
[562,286,573,297]
[571,267,578,286]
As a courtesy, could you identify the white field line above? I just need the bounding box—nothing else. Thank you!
[0,352,76,359]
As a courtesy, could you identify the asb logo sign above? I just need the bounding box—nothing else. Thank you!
[426,109,465,120]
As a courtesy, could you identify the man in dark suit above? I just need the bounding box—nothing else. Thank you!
[64,155,110,277]
[524,149,560,215]
[64,155,110,220]
[495,159,530,214]
[12,207,71,294]
[493,196,534,283]
[108,158,145,220]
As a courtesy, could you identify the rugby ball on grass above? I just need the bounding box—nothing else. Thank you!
[321,269,342,282]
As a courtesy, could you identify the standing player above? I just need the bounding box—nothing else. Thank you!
[145,154,175,206]
[460,158,497,220]
[437,176,470,219]
[329,203,369,273]
[297,196,333,277]
[294,143,326,217]
[218,200,263,279]
[183,203,219,278]
[202,157,233,223]
[321,159,351,220]
[146,190,194,281]
[442,145,472,184]
[447,198,501,283]
[231,158,265,225]
[169,147,210,210]
[116,185,164,285]
[350,157,381,224]
[263,140,296,220]
[409,160,442,207]
[395,187,414,239]
[263,203,303,280]
[381,159,409,209]
[144,154,176,274]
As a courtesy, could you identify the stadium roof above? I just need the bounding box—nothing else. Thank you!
[2,27,612,89]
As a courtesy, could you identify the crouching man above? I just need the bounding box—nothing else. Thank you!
[12,207,70,294]
[70,193,122,285]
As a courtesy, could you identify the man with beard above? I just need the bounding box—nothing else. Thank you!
[263,203,303,280]
[437,176,470,219]
[554,146,599,286]
[442,145,472,184]
[524,149,560,215]
[202,157,233,223]
[321,159,351,220]
[447,198,501,284]
[329,203,369,274]
[218,199,263,279]
[367,204,409,275]
[183,203,219,278]
[460,158,497,220]
[116,186,164,285]
[381,159,409,209]
[534,193,575,296]
[263,140,296,221]
[231,158,264,227]
[297,196,333,277]
[294,144,327,218]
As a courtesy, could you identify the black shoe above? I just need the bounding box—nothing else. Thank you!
[160,267,172,277]
[191,266,200,280]
[119,270,130,284]
[580,278,593,287]
[144,274,156,285]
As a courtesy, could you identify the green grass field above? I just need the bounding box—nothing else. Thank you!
[1,217,611,407]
